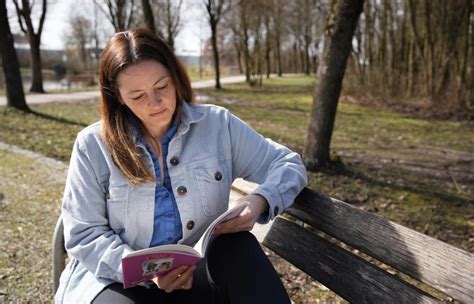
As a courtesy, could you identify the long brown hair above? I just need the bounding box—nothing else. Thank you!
[99,28,194,184]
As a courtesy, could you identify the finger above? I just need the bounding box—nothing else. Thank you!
[218,212,256,234]
[183,274,194,290]
[154,265,189,290]
[164,265,196,293]
[214,217,241,234]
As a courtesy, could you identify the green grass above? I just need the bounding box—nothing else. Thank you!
[0,76,472,302]
[0,76,472,254]
[0,100,100,161]
[0,148,65,302]
[198,77,474,252]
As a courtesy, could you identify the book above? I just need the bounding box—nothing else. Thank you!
[121,202,249,288]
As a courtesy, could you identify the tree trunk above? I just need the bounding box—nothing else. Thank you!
[0,0,29,111]
[141,0,156,34]
[29,35,45,93]
[234,41,243,74]
[211,22,221,89]
[276,35,282,76]
[303,0,364,170]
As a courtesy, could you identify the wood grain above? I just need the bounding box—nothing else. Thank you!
[263,217,439,303]
[284,188,474,303]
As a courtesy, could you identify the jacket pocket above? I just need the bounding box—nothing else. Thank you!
[194,162,230,216]
[106,185,128,232]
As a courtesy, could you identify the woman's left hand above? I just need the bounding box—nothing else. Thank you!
[213,194,269,235]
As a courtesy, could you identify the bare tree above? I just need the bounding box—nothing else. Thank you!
[154,0,183,50]
[203,0,230,89]
[142,0,156,34]
[304,0,364,169]
[272,0,284,76]
[0,0,28,110]
[66,15,94,71]
[94,0,136,32]
[12,0,47,93]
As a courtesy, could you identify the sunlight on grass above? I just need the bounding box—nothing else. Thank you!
[0,76,472,252]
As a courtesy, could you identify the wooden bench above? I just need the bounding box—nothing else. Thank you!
[52,180,474,302]
[61,75,96,91]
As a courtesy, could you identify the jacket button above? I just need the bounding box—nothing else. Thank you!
[177,186,187,195]
[170,156,179,166]
[186,220,195,230]
[214,171,222,181]
[273,206,279,216]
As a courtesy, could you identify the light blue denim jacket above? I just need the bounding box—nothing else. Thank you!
[55,102,308,303]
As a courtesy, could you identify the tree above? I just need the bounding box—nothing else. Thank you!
[0,0,28,111]
[141,0,156,34]
[272,0,284,76]
[303,0,364,169]
[153,0,183,50]
[66,15,94,71]
[204,0,230,89]
[12,0,47,93]
[94,0,136,32]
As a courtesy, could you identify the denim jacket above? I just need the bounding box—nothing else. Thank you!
[55,102,308,303]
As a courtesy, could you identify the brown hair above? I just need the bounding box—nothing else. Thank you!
[99,28,194,184]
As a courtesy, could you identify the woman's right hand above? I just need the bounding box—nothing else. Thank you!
[151,264,196,293]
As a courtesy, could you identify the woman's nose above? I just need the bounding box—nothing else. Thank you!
[149,90,162,105]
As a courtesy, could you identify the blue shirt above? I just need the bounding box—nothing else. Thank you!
[142,123,183,247]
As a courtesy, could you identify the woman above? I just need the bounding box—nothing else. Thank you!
[55,28,307,304]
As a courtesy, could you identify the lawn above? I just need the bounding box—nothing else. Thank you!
[0,76,472,302]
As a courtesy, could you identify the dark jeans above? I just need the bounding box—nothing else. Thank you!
[92,231,290,304]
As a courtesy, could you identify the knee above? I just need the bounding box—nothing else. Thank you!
[207,231,261,266]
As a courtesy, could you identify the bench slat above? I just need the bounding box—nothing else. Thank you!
[263,217,439,303]
[287,188,474,303]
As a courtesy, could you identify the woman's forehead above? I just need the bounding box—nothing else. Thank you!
[117,60,170,90]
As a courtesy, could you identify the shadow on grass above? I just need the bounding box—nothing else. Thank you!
[30,110,88,127]
[319,161,472,207]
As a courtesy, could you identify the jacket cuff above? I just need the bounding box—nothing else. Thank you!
[252,185,283,224]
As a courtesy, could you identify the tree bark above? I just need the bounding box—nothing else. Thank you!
[141,0,156,34]
[211,22,221,89]
[13,0,47,93]
[204,0,226,89]
[303,0,364,169]
[0,0,29,111]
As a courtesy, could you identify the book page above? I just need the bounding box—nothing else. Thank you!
[124,243,200,258]
[193,202,249,256]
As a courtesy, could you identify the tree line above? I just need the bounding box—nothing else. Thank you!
[1,0,471,167]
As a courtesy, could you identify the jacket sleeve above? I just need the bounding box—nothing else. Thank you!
[227,111,308,223]
[61,137,133,283]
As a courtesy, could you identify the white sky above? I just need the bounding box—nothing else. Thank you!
[9,0,210,56]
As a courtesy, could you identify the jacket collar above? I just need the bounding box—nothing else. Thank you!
[176,101,206,137]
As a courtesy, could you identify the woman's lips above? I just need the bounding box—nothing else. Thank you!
[150,109,166,116]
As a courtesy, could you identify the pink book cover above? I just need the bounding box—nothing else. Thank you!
[122,251,201,288]
[121,202,249,289]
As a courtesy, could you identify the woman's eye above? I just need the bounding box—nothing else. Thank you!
[156,84,168,90]
[132,95,144,101]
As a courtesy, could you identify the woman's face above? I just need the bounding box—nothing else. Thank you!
[117,59,177,138]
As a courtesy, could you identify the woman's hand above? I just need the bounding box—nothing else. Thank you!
[152,264,196,293]
[214,194,269,235]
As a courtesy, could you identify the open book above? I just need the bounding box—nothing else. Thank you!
[121,202,249,288]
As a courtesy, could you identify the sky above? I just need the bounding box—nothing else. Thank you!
[10,0,210,56]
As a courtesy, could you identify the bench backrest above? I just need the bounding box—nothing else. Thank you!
[263,187,474,303]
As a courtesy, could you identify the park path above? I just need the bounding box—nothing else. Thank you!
[0,75,247,106]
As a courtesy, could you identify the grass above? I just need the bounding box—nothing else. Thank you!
[0,100,99,161]
[0,148,65,302]
[198,77,474,252]
[0,76,472,303]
